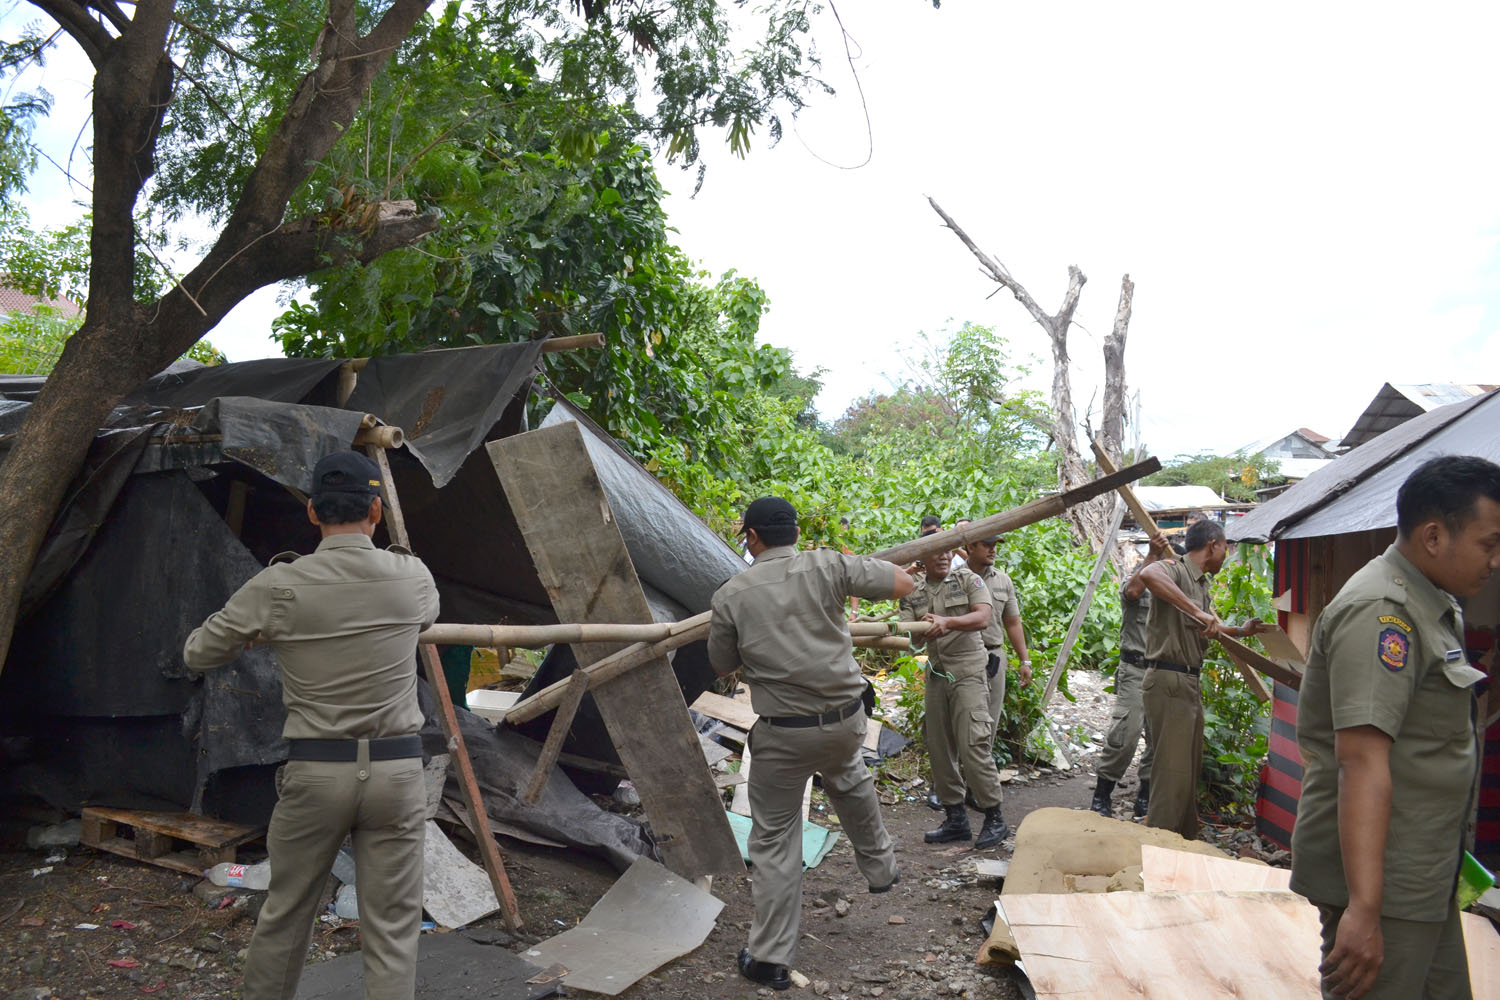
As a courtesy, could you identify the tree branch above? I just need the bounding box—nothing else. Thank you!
[172,13,269,71]
[28,0,113,64]
[926,195,1053,331]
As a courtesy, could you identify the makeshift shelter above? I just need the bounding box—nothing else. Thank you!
[1228,387,1500,861]
[0,344,747,869]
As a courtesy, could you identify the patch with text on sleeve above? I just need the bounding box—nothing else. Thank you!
[1378,626,1410,671]
[1377,614,1412,633]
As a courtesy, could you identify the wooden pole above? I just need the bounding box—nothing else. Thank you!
[869,458,1160,567]
[540,333,606,353]
[364,445,523,930]
[421,617,930,648]
[1090,439,1165,542]
[1041,501,1127,707]
[522,669,590,804]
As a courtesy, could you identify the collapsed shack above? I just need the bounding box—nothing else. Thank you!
[0,344,748,872]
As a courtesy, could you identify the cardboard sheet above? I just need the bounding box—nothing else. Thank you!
[724,810,840,871]
[520,857,724,995]
[422,820,501,929]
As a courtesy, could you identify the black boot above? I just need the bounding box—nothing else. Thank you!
[974,806,1011,850]
[1089,777,1116,818]
[1133,780,1150,819]
[923,804,972,843]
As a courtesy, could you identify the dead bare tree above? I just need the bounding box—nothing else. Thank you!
[927,196,1134,554]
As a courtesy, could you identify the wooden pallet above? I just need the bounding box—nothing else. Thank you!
[80,807,263,876]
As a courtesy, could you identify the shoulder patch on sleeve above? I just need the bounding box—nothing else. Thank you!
[269,550,301,565]
[1377,614,1412,633]
[1378,627,1410,672]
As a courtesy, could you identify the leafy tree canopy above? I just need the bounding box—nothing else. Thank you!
[1141,449,1281,504]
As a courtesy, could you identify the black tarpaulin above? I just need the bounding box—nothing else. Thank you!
[120,356,344,410]
[347,342,545,488]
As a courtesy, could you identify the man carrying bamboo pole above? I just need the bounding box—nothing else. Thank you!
[183,452,438,1000]
[708,496,913,992]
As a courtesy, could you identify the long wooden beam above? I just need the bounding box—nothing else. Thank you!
[869,458,1161,566]
[1090,440,1164,541]
[421,616,931,647]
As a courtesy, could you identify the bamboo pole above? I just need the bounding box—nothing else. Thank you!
[540,333,606,353]
[868,458,1160,567]
[421,617,930,648]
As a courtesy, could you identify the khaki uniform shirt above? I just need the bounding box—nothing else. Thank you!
[707,546,895,717]
[900,568,993,679]
[1144,554,1213,668]
[1290,546,1483,921]
[183,534,440,741]
[1120,587,1151,659]
[978,565,1021,669]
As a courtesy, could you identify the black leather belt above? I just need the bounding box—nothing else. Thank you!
[1121,651,1144,665]
[1146,659,1200,677]
[761,698,863,729]
[286,735,423,761]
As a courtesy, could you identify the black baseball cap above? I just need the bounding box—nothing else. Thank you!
[311,451,383,497]
[740,496,798,535]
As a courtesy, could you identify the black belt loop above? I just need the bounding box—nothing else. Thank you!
[286,734,423,762]
[1145,659,1200,677]
[761,698,864,729]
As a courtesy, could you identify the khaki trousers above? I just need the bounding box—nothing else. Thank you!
[243,755,426,1000]
[1316,903,1471,999]
[985,652,1006,747]
[1097,660,1155,784]
[1141,667,1202,840]
[925,669,1004,809]
[746,712,895,967]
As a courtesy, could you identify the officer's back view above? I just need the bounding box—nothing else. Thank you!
[184,451,439,1000]
[708,497,914,991]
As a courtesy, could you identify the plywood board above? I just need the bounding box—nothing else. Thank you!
[1140,844,1289,894]
[489,424,742,879]
[1257,624,1308,664]
[1462,912,1500,1000]
[1001,890,1323,999]
[521,857,724,996]
[691,690,758,732]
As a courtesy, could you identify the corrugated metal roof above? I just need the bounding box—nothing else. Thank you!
[1341,382,1495,449]
[1228,388,1500,543]
[1134,485,1228,510]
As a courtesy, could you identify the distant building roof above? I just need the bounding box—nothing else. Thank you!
[0,285,83,319]
[1298,427,1330,445]
[1229,388,1500,543]
[1341,382,1496,450]
[1133,485,1229,511]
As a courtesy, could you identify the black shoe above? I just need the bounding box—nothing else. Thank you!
[923,804,972,844]
[925,791,942,811]
[870,868,901,894]
[964,789,980,810]
[974,806,1011,850]
[1133,780,1150,819]
[1089,777,1116,818]
[737,948,790,991]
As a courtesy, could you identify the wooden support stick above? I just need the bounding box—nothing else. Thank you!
[541,333,606,353]
[1216,633,1302,692]
[1218,641,1274,702]
[502,620,712,727]
[422,616,927,648]
[870,458,1160,567]
[1041,502,1126,707]
[853,636,911,651]
[1090,440,1165,541]
[365,445,523,930]
[522,669,590,804]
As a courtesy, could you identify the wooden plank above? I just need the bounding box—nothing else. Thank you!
[691,690,759,732]
[1219,633,1303,692]
[1090,440,1164,540]
[366,446,524,930]
[869,457,1160,567]
[1041,502,1125,706]
[522,669,590,804]
[1220,641,1274,702]
[863,718,883,752]
[1001,891,1323,999]
[488,423,743,878]
[80,807,259,849]
[1140,844,1290,893]
[731,744,753,816]
[1463,912,1500,1000]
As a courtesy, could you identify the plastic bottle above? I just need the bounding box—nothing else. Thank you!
[330,847,357,886]
[204,860,271,890]
[333,884,359,919]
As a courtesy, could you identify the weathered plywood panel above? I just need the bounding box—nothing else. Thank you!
[1001,891,1323,1000]
[488,423,742,878]
[1140,844,1290,894]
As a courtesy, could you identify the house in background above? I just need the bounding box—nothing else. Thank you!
[1340,382,1496,451]
[1240,428,1337,498]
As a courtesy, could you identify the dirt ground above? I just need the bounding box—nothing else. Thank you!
[0,671,1264,1000]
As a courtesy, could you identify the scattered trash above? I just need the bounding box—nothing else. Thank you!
[109,920,137,930]
[26,819,82,850]
[44,851,66,865]
[420,921,437,932]
[330,846,357,887]
[333,884,359,920]
[30,867,53,877]
[610,781,641,808]
[525,962,570,985]
[73,923,99,930]
[789,970,811,988]
[141,981,166,993]
[205,860,271,890]
[19,916,44,927]
[108,958,142,969]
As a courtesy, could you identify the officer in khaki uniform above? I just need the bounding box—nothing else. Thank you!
[184,452,439,1000]
[708,497,911,992]
[964,533,1033,746]
[1138,519,1264,840]
[1291,456,1500,1000]
[901,547,1011,849]
[1091,533,1173,819]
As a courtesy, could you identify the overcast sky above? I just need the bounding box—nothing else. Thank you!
[8,2,1499,459]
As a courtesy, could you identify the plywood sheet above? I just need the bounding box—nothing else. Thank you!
[1462,912,1500,999]
[422,820,500,929]
[521,857,723,995]
[691,690,758,732]
[1001,890,1323,999]
[1140,844,1289,894]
